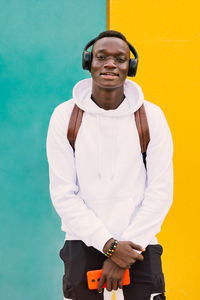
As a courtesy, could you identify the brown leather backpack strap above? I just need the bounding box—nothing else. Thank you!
[134,104,150,154]
[67,104,84,151]
[67,103,149,154]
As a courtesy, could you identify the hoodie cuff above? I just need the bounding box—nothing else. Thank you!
[86,229,113,253]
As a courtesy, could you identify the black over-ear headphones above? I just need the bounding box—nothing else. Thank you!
[82,37,138,77]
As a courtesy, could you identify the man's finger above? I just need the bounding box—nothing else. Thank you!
[98,274,105,293]
[130,242,145,251]
[106,278,112,292]
[118,280,123,289]
[112,280,118,291]
[136,253,144,262]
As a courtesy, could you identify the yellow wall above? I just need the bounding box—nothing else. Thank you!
[108,0,200,299]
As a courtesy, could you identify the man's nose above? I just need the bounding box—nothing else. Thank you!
[104,57,116,68]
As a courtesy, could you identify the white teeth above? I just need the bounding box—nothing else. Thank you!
[103,73,115,75]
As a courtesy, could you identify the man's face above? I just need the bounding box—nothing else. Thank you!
[90,37,130,89]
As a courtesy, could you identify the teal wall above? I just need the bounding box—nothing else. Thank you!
[0,1,106,299]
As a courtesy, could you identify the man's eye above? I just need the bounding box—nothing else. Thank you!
[117,57,126,63]
[97,56,105,60]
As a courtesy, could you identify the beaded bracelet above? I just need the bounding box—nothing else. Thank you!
[104,240,118,257]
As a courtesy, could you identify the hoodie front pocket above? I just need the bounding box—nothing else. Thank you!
[86,196,135,238]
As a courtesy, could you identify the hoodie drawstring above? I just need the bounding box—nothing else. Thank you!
[110,118,118,180]
[97,114,103,179]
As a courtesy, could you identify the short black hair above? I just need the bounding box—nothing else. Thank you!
[91,30,129,55]
[94,30,128,45]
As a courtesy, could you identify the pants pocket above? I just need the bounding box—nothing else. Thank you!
[59,240,105,300]
[148,245,165,294]
[63,274,76,299]
[123,244,166,300]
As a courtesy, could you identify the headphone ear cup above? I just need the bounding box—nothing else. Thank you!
[128,59,138,77]
[82,51,92,71]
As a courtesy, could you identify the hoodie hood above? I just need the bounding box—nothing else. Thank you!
[72,78,145,181]
[72,78,144,117]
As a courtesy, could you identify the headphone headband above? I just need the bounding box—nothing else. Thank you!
[82,37,139,77]
[84,38,138,60]
[83,38,97,51]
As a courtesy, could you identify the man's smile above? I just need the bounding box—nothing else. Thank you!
[100,72,119,79]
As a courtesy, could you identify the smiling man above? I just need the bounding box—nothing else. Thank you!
[46,30,173,300]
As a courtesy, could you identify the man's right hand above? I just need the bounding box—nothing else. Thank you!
[104,240,145,269]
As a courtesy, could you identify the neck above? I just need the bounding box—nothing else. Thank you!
[91,84,125,110]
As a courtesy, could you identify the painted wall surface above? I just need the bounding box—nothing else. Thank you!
[0,1,106,299]
[109,0,200,299]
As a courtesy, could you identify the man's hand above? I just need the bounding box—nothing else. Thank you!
[103,239,144,269]
[98,258,126,293]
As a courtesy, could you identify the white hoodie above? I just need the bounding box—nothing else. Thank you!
[46,78,173,253]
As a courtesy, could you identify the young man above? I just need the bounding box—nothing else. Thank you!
[46,30,173,300]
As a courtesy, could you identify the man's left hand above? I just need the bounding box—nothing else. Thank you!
[98,258,126,293]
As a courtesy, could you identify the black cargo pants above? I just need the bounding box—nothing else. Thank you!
[60,241,166,300]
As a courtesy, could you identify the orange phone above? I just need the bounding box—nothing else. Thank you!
[87,268,130,290]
